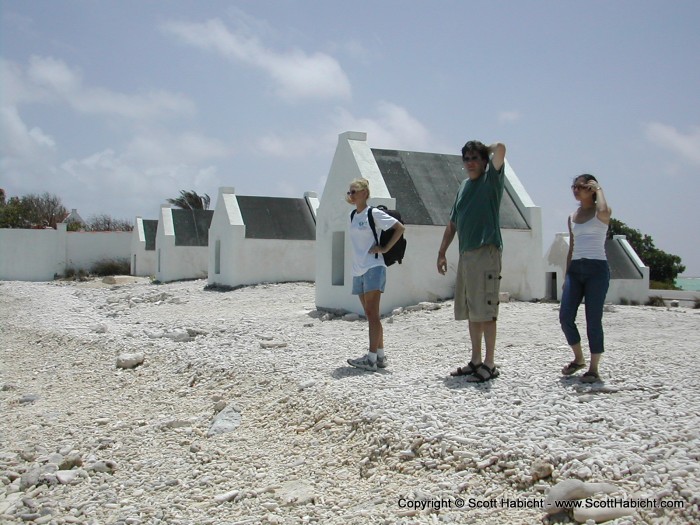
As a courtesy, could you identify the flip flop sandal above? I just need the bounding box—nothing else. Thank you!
[581,371,601,383]
[466,363,500,383]
[450,361,479,377]
[562,361,586,376]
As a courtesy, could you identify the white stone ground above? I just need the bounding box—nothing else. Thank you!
[1,278,699,525]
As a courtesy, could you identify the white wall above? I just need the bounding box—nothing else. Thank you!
[0,226,66,281]
[0,224,131,281]
[155,207,209,283]
[208,187,316,288]
[130,217,156,277]
[315,131,545,316]
[66,231,131,270]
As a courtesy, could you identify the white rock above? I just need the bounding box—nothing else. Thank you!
[298,379,316,391]
[214,490,239,503]
[545,479,621,514]
[116,352,144,369]
[56,469,81,484]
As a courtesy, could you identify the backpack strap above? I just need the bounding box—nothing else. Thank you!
[367,206,379,259]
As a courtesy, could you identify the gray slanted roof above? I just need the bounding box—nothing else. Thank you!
[237,196,316,240]
[371,148,529,229]
[143,219,158,251]
[606,238,644,279]
[172,209,214,247]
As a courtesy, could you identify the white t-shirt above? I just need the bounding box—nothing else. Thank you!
[350,207,398,276]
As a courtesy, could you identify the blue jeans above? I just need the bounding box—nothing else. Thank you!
[559,259,610,354]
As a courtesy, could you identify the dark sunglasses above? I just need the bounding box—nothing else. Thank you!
[571,184,589,190]
[347,189,360,195]
[462,155,480,162]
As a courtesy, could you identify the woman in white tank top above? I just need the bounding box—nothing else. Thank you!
[559,174,612,383]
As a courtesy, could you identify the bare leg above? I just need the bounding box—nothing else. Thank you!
[483,320,497,368]
[468,320,484,365]
[589,353,601,376]
[360,290,382,353]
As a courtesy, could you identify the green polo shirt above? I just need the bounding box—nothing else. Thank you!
[449,159,505,253]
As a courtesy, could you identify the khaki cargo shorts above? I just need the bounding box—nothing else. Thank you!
[454,244,502,322]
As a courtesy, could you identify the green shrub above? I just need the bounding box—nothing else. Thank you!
[645,295,666,307]
[619,298,629,305]
[694,297,700,309]
[91,258,130,276]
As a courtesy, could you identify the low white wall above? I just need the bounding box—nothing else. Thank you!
[646,289,699,308]
[210,238,315,287]
[0,226,131,281]
[0,227,65,281]
[66,232,131,271]
[156,245,208,283]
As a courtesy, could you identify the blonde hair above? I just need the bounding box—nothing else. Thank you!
[345,178,370,204]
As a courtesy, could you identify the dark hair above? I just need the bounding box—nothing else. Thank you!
[461,140,489,163]
[574,173,598,202]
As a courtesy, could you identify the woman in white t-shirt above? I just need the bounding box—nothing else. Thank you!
[559,174,612,383]
[345,178,405,372]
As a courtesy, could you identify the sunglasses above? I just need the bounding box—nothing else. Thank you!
[462,155,480,162]
[571,184,590,190]
[347,189,361,195]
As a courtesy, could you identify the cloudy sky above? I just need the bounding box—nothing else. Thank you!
[2,0,699,275]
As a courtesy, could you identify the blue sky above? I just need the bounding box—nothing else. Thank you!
[2,0,699,275]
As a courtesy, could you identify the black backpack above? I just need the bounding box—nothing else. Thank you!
[351,205,407,266]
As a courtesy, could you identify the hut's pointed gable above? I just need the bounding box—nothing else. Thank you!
[371,148,529,229]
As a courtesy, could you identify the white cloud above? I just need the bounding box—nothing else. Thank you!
[253,102,439,159]
[124,130,233,166]
[0,105,56,157]
[5,56,196,121]
[333,102,436,151]
[162,18,351,102]
[645,122,700,166]
[55,148,221,217]
[498,110,521,123]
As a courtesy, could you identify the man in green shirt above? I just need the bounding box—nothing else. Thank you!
[437,140,506,382]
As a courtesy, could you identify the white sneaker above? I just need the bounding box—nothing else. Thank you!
[377,355,388,369]
[347,353,377,372]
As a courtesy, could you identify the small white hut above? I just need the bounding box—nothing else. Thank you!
[544,233,649,304]
[155,206,214,283]
[129,217,158,277]
[207,187,318,288]
[315,131,545,316]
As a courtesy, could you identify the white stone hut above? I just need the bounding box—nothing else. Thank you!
[130,217,158,277]
[315,131,545,316]
[207,187,319,288]
[544,233,649,304]
[155,206,214,283]
[61,208,85,228]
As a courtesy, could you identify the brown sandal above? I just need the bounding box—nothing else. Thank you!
[465,363,500,383]
[450,361,479,377]
[562,361,586,376]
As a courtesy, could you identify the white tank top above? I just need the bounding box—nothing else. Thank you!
[571,215,608,260]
